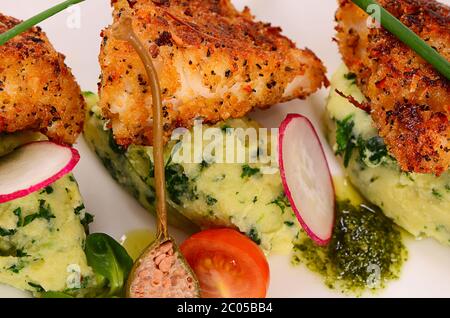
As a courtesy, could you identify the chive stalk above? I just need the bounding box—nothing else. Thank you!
[352,0,450,80]
[0,0,85,46]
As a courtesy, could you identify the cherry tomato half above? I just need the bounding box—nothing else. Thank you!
[180,228,270,298]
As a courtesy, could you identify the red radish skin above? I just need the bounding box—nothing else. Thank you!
[0,141,80,204]
[278,114,335,246]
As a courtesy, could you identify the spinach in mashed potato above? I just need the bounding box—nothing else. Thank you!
[83,93,298,254]
[0,130,132,298]
[326,65,450,246]
[0,174,96,297]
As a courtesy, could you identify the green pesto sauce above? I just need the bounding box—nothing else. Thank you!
[292,201,407,293]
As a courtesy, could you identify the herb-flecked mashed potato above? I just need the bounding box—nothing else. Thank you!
[326,65,450,245]
[84,93,300,254]
[0,134,96,296]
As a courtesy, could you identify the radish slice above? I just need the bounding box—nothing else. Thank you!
[0,141,80,204]
[279,114,335,246]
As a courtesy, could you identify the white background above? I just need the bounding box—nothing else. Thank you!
[0,0,449,298]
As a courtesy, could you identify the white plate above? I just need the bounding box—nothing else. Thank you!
[1,0,449,298]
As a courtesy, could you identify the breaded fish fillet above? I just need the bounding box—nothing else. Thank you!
[0,13,85,145]
[99,0,327,146]
[336,0,450,175]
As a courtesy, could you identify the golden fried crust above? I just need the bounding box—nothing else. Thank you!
[0,14,85,145]
[336,0,450,175]
[99,0,327,146]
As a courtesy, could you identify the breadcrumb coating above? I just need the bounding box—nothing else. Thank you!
[336,0,450,175]
[99,0,327,146]
[0,13,85,145]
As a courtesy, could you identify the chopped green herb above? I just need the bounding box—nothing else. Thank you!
[0,227,16,237]
[284,221,295,227]
[270,192,291,214]
[166,164,197,205]
[358,136,388,165]
[432,189,443,199]
[248,228,261,245]
[369,176,379,183]
[81,213,94,230]
[23,215,37,226]
[205,195,217,206]
[335,115,356,167]
[221,125,231,133]
[74,204,86,215]
[79,276,91,289]
[16,249,29,257]
[23,200,55,226]
[148,159,155,178]
[200,160,210,171]
[241,164,261,178]
[13,208,23,227]
[344,72,357,84]
[145,193,156,205]
[403,172,415,182]
[73,203,94,231]
[252,196,258,203]
[40,186,54,194]
[8,261,25,274]
[335,116,390,168]
[82,91,96,98]
[28,282,45,292]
